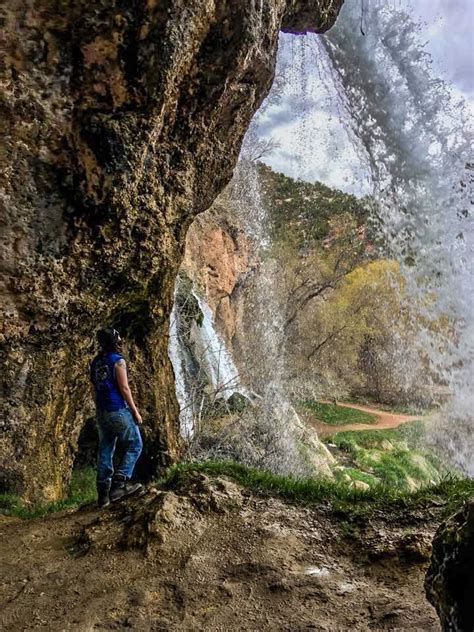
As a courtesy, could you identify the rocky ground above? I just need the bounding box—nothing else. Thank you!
[0,471,442,631]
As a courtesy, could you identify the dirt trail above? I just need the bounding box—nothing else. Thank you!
[0,473,440,631]
[307,402,420,437]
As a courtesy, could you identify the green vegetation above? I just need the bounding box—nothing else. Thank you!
[162,459,474,519]
[347,395,429,416]
[0,467,96,519]
[254,164,437,408]
[258,163,368,247]
[329,419,427,449]
[325,421,449,491]
[301,400,377,425]
[3,457,472,523]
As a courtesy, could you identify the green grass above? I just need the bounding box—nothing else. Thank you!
[160,459,474,519]
[2,458,472,523]
[346,395,429,416]
[301,400,377,425]
[0,467,96,519]
[328,420,426,449]
[325,421,450,491]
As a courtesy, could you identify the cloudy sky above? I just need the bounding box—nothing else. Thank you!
[254,0,474,194]
[416,0,474,98]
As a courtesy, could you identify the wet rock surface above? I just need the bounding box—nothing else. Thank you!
[425,499,474,631]
[1,0,343,501]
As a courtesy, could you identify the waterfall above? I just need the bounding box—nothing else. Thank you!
[318,1,473,474]
[229,158,285,392]
[170,1,472,474]
[168,154,333,475]
[168,286,251,440]
[261,2,472,473]
[168,301,196,439]
[225,152,335,476]
[190,291,250,402]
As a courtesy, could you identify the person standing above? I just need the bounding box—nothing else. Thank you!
[90,328,143,508]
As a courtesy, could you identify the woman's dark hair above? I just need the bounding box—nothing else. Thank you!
[97,328,122,353]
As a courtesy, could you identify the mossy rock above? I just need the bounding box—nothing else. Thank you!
[226,393,251,414]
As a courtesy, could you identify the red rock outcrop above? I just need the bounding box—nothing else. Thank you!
[182,201,253,345]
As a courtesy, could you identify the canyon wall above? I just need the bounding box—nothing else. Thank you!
[182,198,252,348]
[1,0,344,501]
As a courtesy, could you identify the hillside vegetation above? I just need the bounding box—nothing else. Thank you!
[248,164,443,408]
[325,421,450,491]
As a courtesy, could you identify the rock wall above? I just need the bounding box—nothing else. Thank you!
[182,199,253,346]
[425,499,474,631]
[1,0,344,501]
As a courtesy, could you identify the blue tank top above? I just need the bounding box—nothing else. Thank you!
[90,352,127,412]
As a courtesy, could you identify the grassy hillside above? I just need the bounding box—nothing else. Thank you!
[301,400,377,425]
[258,163,369,247]
[325,421,450,491]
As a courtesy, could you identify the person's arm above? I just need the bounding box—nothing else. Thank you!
[115,359,142,424]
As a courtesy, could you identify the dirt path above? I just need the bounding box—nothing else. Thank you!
[306,402,420,437]
[0,474,441,631]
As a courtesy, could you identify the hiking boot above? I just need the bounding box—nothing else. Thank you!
[109,474,143,503]
[97,483,111,509]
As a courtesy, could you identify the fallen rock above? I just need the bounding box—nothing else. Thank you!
[351,480,370,491]
[76,473,244,552]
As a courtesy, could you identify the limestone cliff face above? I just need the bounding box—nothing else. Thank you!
[1,1,344,501]
[182,200,253,346]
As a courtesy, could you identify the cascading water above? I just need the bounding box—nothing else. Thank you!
[259,1,472,473]
[171,0,472,475]
[190,291,250,402]
[168,300,196,439]
[226,147,334,476]
[169,134,334,475]
[318,1,473,475]
[168,285,251,439]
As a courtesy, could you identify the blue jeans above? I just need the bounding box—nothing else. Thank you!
[96,408,143,485]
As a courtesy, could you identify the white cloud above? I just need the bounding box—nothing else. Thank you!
[254,1,474,193]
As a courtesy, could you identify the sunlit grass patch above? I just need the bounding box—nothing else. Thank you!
[325,421,449,491]
[161,458,474,519]
[301,400,377,425]
[0,467,96,519]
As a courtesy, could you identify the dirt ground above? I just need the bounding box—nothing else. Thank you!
[0,473,441,631]
[307,402,420,437]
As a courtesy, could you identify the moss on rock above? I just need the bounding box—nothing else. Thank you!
[1,0,344,501]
